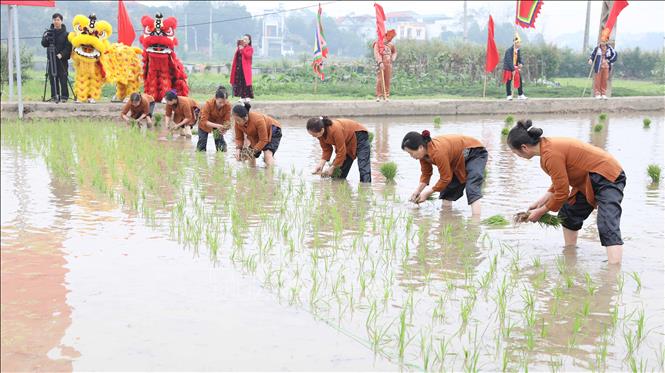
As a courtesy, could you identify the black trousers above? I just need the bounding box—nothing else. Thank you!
[337,131,372,183]
[506,75,523,96]
[48,58,69,99]
[196,130,227,152]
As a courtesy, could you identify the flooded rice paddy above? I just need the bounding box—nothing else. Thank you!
[1,112,664,371]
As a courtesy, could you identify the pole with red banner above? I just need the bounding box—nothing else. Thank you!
[117,0,135,46]
[484,15,500,98]
[374,2,387,100]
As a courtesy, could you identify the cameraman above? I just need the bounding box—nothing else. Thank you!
[41,13,72,103]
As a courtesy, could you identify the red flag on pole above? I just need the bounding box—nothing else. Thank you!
[604,0,628,34]
[485,15,499,73]
[374,2,386,53]
[117,0,135,46]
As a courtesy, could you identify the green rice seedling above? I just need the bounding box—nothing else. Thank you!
[433,116,442,128]
[594,330,609,371]
[555,255,566,274]
[594,124,604,132]
[482,214,510,226]
[623,327,636,357]
[599,113,608,122]
[513,211,562,227]
[380,162,398,181]
[502,349,510,372]
[435,336,450,370]
[505,115,515,126]
[617,272,625,293]
[331,166,342,178]
[647,164,661,184]
[629,271,642,292]
[398,307,408,360]
[609,304,620,329]
[420,331,432,371]
[635,309,646,346]
[656,343,665,371]
[368,131,375,143]
[532,257,541,268]
[643,118,651,128]
[501,127,510,136]
[581,298,591,318]
[628,356,646,373]
[154,113,162,126]
[584,272,597,296]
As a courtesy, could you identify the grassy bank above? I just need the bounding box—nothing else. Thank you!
[1,70,663,103]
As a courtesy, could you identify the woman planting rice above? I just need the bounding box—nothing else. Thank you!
[198,86,232,152]
[164,90,199,138]
[232,102,281,166]
[306,116,372,183]
[120,92,155,128]
[506,119,626,264]
[401,130,487,216]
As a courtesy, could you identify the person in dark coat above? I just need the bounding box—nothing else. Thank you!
[41,13,72,103]
[502,35,527,101]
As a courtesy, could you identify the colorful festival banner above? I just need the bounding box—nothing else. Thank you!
[515,0,543,29]
[312,3,328,81]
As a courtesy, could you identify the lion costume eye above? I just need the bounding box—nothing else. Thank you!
[164,28,174,37]
[75,24,84,33]
[144,26,152,35]
[98,31,107,40]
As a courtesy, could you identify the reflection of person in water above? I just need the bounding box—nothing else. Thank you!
[506,120,626,264]
[508,247,619,364]
[398,212,483,287]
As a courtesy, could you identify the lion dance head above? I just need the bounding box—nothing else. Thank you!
[68,14,112,61]
[140,13,179,56]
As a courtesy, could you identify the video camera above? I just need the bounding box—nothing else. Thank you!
[43,28,55,47]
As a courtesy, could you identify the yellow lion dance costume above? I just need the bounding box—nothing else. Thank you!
[68,14,142,103]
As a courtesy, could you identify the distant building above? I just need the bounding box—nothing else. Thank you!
[261,5,286,57]
[397,22,427,40]
[335,11,455,42]
[336,13,375,41]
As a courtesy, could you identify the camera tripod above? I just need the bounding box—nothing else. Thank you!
[42,41,76,102]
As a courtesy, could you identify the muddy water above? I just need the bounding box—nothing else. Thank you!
[2,112,664,371]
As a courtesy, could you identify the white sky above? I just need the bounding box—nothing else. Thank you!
[139,1,665,40]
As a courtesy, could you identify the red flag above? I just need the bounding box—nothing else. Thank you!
[374,2,386,53]
[515,0,543,29]
[485,15,499,73]
[605,0,628,34]
[0,0,54,6]
[117,0,135,46]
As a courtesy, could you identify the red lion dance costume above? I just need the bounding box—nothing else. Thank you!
[139,13,189,102]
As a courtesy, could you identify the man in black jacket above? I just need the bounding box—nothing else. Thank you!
[502,36,527,100]
[41,13,72,103]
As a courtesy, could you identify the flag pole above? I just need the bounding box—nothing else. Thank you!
[380,69,387,100]
[483,74,488,98]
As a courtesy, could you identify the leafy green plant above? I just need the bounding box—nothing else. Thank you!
[594,124,604,132]
[368,131,375,143]
[380,161,398,181]
[482,214,510,226]
[505,115,514,126]
[599,113,608,122]
[433,116,442,128]
[154,113,163,126]
[647,164,661,183]
[643,118,651,128]
[501,127,509,136]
